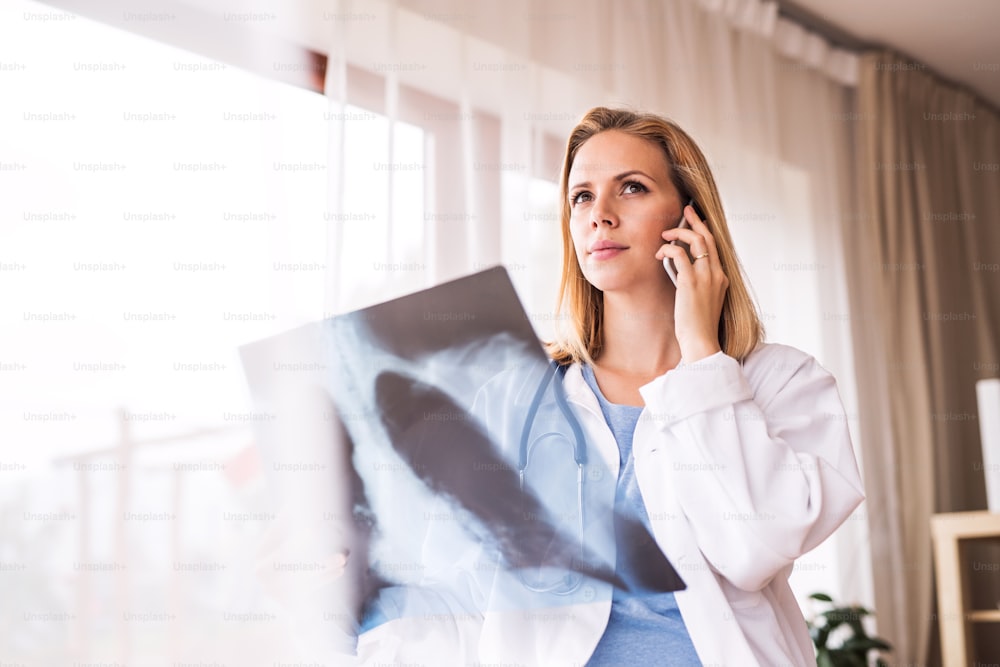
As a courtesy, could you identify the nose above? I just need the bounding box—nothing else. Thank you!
[590,194,618,228]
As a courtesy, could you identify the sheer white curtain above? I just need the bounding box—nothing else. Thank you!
[319,0,873,621]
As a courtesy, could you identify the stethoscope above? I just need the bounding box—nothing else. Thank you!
[515,362,590,595]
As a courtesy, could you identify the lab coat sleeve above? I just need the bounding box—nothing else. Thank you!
[637,344,865,592]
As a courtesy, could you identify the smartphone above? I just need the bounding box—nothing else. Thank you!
[662,198,705,287]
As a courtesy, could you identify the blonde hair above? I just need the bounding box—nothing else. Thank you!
[547,107,764,365]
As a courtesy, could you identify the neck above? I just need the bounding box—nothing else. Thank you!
[597,284,680,376]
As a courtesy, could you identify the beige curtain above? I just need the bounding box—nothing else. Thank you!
[851,50,1000,664]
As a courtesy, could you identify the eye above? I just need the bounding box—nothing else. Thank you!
[623,180,647,195]
[570,190,592,207]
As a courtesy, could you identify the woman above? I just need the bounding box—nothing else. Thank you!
[357,107,865,666]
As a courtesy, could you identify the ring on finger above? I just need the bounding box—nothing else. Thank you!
[692,252,710,261]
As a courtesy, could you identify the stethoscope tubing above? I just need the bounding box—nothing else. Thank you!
[515,362,590,595]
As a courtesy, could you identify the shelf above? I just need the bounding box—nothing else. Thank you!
[931,510,1000,541]
[967,609,1000,623]
[931,510,1000,666]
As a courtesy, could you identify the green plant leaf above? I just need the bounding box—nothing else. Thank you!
[829,648,868,667]
[823,608,870,625]
[808,593,892,659]
[847,619,866,638]
[843,637,893,652]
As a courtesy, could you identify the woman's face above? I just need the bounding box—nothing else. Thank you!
[567,130,684,294]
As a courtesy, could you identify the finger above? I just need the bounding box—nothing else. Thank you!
[656,242,690,262]
[657,244,695,282]
[683,205,721,270]
[661,226,709,261]
[689,249,713,273]
[660,226,703,244]
[684,202,705,226]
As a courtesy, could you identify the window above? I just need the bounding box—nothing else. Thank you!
[332,104,428,312]
[0,4,336,662]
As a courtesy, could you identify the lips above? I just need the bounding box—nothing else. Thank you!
[589,239,628,260]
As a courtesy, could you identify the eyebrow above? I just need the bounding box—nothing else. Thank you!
[568,169,656,192]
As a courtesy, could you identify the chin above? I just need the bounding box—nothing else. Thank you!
[582,262,669,293]
[581,263,631,292]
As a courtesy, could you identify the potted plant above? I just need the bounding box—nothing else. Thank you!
[806,592,892,667]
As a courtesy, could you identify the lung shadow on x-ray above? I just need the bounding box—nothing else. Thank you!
[374,369,686,596]
[373,369,626,589]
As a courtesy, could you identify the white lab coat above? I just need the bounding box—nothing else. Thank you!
[356,342,865,666]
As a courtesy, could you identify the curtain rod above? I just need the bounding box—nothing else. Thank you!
[773,0,1000,116]
[772,0,871,53]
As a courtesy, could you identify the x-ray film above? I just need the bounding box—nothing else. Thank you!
[239,266,684,649]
